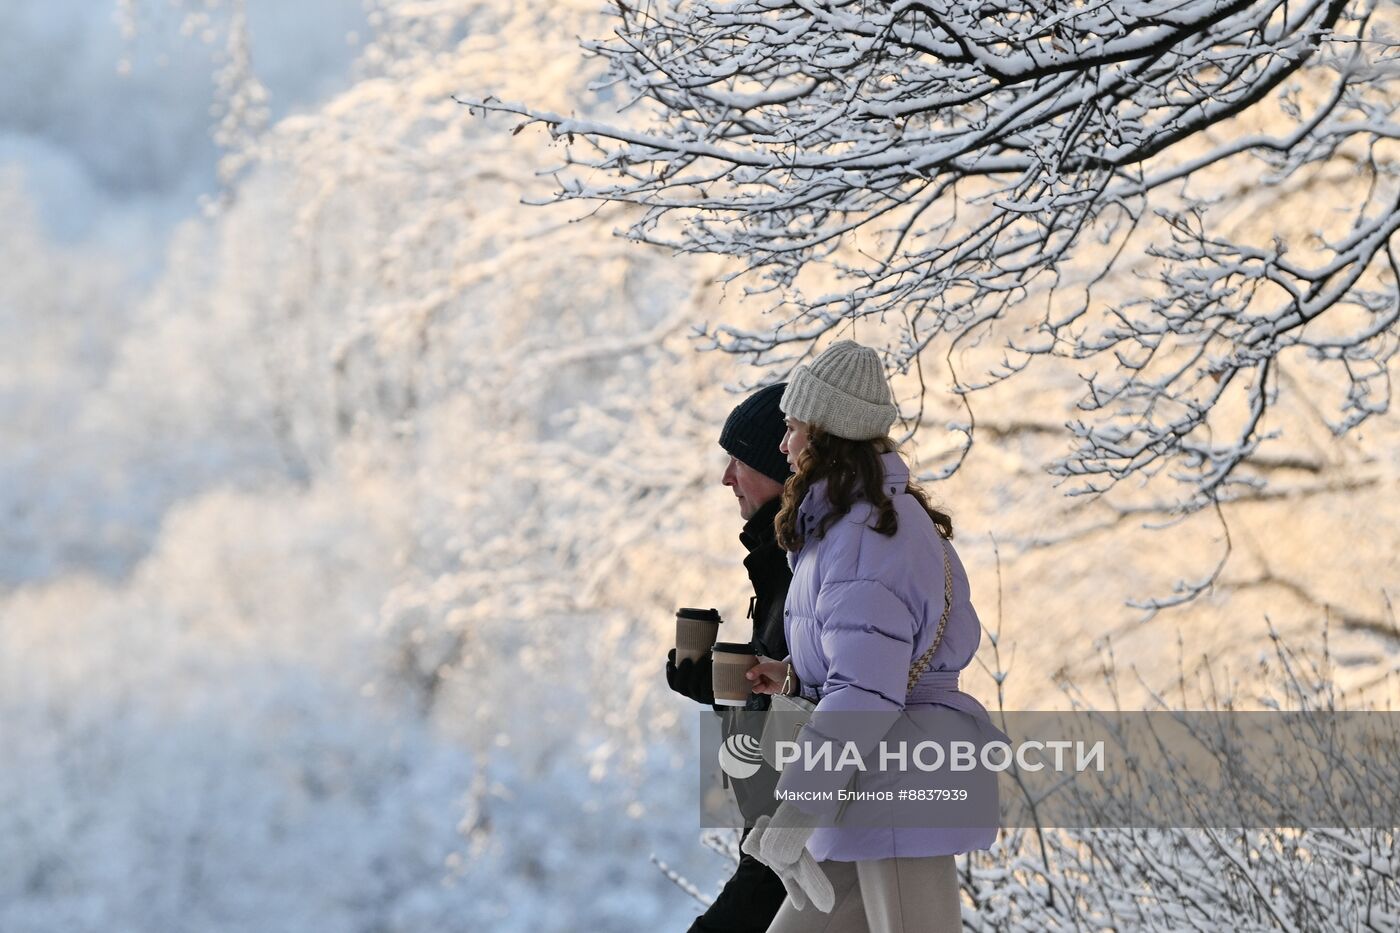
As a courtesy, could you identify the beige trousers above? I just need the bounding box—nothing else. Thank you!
[765,855,961,933]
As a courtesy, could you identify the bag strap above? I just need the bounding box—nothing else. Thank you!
[905,537,954,695]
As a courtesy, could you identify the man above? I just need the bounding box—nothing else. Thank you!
[667,382,792,933]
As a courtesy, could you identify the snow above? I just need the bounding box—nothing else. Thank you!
[1,0,1397,930]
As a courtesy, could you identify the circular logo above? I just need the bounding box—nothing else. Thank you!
[718,733,764,779]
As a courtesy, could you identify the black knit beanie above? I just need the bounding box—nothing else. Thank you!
[719,383,791,484]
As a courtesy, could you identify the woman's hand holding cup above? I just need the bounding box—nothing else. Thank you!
[747,658,792,696]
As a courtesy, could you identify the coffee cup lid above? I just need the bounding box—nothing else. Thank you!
[712,641,756,654]
[676,607,722,622]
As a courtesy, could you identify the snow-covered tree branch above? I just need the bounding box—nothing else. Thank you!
[473,0,1400,514]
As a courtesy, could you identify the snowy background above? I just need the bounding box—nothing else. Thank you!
[2,1,1397,931]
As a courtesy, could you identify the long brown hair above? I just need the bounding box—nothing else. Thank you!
[775,427,953,552]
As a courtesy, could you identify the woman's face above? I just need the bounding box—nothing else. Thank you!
[780,417,811,470]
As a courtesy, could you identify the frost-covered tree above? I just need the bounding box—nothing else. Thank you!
[6,0,1396,928]
[961,625,1400,931]
[475,0,1400,520]
[2,1,754,929]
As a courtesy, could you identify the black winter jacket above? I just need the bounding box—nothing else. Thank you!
[726,497,791,822]
[665,497,792,821]
[740,496,791,666]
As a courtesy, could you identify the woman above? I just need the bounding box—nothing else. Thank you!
[741,340,997,932]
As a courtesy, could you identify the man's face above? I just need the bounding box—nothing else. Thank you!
[721,455,786,520]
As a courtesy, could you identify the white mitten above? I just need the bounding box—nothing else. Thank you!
[740,803,835,913]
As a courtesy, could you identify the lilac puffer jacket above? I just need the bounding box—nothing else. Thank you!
[778,451,999,861]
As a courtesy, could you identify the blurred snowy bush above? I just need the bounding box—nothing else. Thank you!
[1,1,741,929]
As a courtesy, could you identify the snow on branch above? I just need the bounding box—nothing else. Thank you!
[468,0,1399,522]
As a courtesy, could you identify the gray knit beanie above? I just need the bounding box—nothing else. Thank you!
[780,340,897,441]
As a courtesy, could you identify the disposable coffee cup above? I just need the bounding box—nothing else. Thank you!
[676,607,722,663]
[711,642,758,707]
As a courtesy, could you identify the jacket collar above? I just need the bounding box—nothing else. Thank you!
[740,496,782,553]
[796,451,910,535]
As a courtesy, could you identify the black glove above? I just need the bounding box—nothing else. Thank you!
[665,648,715,704]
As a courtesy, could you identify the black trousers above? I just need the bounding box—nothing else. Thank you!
[686,827,789,933]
